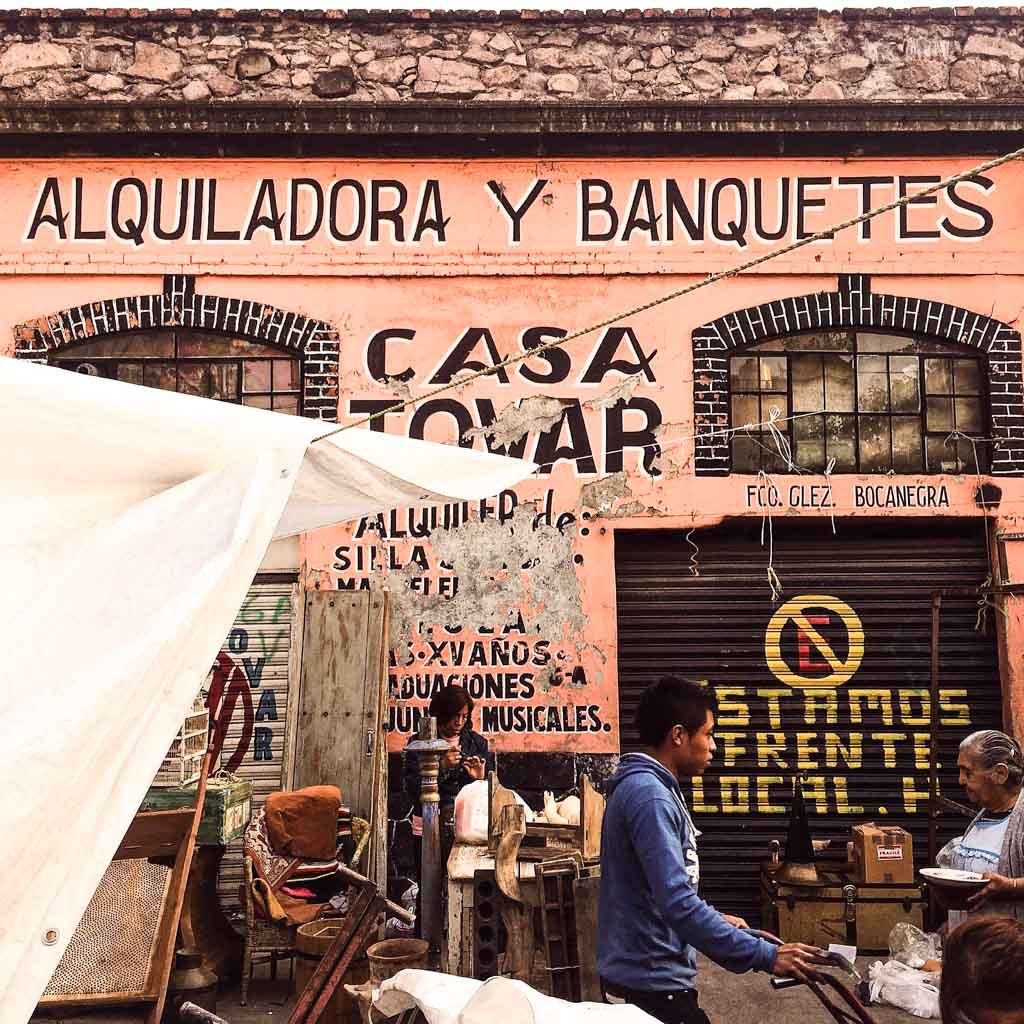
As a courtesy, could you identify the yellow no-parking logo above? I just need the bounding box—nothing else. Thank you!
[764,594,864,690]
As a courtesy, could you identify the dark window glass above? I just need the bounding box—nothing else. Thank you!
[824,354,855,412]
[49,329,302,415]
[728,330,988,474]
[792,354,824,413]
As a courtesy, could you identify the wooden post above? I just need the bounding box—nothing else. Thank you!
[405,717,451,954]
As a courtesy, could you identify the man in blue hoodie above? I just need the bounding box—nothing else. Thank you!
[598,676,822,1023]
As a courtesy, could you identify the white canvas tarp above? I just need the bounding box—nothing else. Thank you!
[0,358,534,1024]
[373,970,659,1024]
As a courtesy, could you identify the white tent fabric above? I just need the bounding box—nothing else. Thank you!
[0,358,534,1024]
[374,971,659,1024]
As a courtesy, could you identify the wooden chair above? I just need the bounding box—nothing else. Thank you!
[241,854,298,1005]
[241,816,370,1005]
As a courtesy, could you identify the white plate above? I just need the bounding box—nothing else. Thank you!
[920,867,988,889]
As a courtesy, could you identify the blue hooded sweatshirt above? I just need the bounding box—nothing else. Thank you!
[597,753,777,992]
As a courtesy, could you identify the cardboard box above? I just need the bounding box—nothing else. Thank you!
[852,823,914,885]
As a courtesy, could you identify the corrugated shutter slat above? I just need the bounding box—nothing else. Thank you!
[213,579,296,914]
[614,520,1002,924]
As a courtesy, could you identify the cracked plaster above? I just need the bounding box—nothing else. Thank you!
[366,502,585,654]
[463,394,570,447]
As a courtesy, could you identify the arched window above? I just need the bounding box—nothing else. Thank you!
[48,328,303,415]
[729,331,988,475]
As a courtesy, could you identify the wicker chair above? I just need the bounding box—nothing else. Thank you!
[241,816,370,1005]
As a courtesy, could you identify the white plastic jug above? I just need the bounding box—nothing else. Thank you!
[453,780,491,845]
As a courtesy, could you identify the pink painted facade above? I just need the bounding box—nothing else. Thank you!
[6,155,1024,760]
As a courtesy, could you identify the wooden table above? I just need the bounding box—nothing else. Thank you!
[445,843,541,979]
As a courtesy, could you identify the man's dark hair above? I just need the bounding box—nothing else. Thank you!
[428,684,474,730]
[634,676,718,748]
[941,915,1024,1024]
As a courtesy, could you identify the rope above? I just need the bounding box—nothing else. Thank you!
[312,143,1024,445]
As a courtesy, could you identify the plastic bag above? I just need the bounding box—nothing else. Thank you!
[385,882,419,938]
[868,960,940,1019]
[889,923,942,969]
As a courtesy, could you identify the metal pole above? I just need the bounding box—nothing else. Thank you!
[405,716,451,956]
[928,591,942,870]
[927,590,942,930]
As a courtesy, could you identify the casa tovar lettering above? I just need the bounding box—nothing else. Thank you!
[23,173,995,249]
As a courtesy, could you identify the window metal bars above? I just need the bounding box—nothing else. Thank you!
[728,334,989,475]
[48,329,303,415]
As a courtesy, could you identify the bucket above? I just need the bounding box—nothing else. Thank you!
[295,920,368,1024]
[365,938,429,986]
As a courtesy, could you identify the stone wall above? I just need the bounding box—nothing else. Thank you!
[0,8,1023,104]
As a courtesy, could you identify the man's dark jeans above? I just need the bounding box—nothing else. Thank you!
[601,980,712,1024]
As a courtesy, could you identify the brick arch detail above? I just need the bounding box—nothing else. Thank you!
[692,274,1024,477]
[12,274,340,422]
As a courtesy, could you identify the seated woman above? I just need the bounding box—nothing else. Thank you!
[937,728,1024,926]
[403,684,494,826]
[940,915,1024,1024]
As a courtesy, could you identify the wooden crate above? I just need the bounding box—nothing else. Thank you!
[487,773,604,862]
[140,775,253,846]
[761,867,925,953]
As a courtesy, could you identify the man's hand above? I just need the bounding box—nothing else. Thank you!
[772,943,827,981]
[463,756,486,781]
[721,914,749,930]
[442,748,461,770]
[966,872,1020,908]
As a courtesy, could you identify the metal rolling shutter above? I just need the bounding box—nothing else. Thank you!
[615,520,1002,925]
[215,575,300,913]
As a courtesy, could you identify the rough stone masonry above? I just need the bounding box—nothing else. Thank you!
[0,8,1024,105]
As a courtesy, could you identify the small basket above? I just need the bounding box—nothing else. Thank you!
[152,692,209,787]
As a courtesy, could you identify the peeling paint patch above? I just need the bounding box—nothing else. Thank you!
[609,500,647,518]
[535,662,558,693]
[579,471,632,513]
[379,503,584,651]
[584,372,643,411]
[463,395,569,448]
[382,374,412,401]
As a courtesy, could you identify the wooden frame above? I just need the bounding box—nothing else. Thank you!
[291,590,390,888]
[282,579,307,793]
[487,773,603,862]
[37,752,211,1024]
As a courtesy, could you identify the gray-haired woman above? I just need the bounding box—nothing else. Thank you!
[936,729,1024,924]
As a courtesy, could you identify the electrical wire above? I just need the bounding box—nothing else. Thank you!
[312,143,1024,445]
[527,405,996,476]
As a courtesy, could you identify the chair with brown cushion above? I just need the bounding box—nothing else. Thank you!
[239,813,371,1005]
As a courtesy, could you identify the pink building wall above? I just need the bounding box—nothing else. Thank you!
[5,155,1023,754]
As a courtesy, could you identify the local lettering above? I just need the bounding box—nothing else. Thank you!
[746,482,951,510]
[855,484,950,509]
[24,172,995,249]
[579,174,994,248]
[687,683,974,816]
[24,175,450,247]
